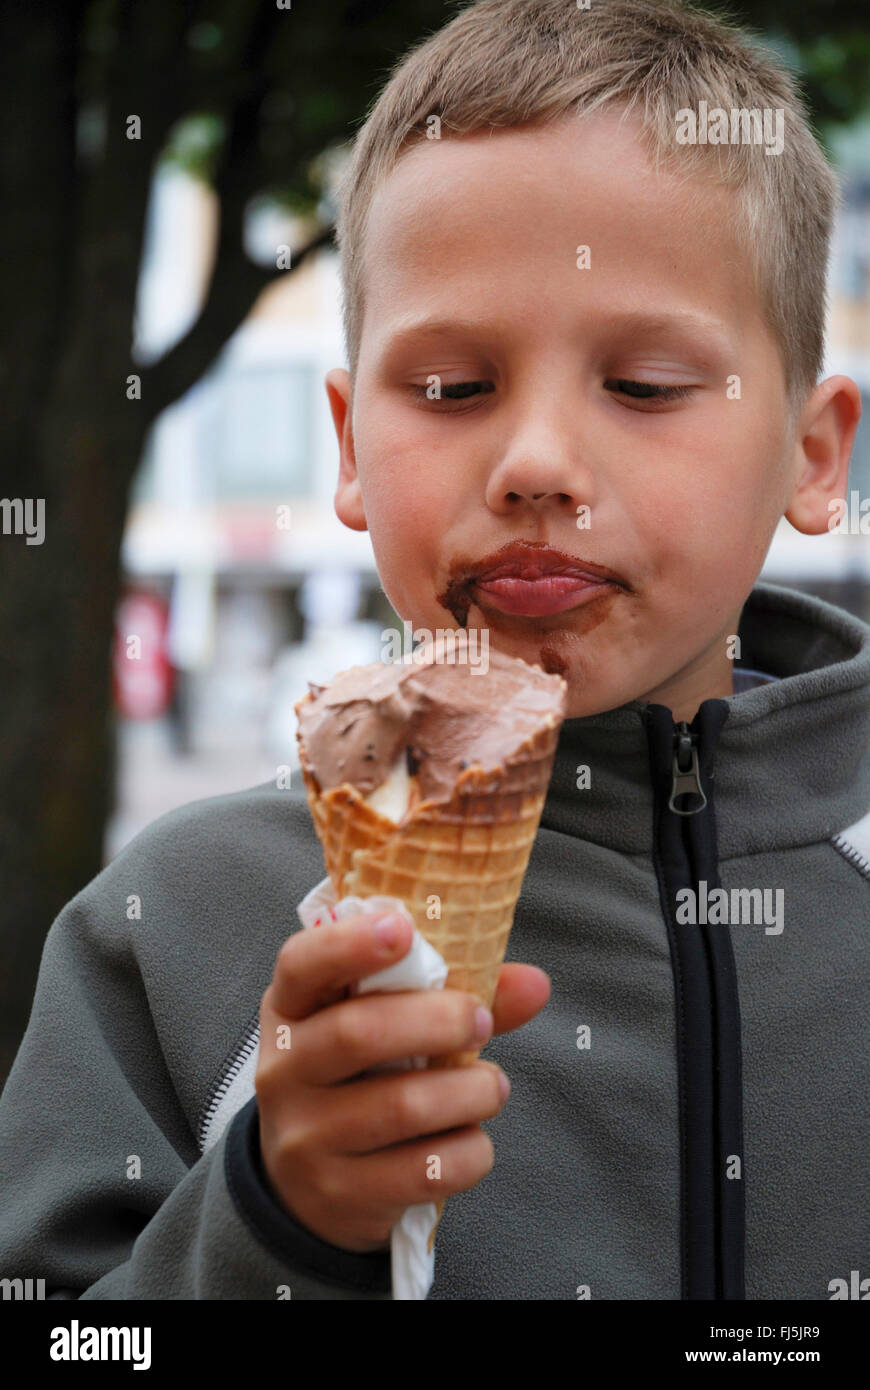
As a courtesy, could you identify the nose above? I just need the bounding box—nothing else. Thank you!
[484,441,594,518]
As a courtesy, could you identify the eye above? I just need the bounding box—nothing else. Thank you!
[605,379,693,404]
[411,380,495,405]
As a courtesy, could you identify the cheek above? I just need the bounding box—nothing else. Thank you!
[638,414,784,589]
[357,401,456,518]
[356,416,469,586]
[365,490,427,572]
[356,459,445,615]
[363,465,434,533]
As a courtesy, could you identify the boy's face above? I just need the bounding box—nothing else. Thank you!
[326,108,843,720]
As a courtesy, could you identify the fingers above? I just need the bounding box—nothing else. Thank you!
[267,911,413,1019]
[314,1125,497,1219]
[267,909,550,1038]
[490,963,551,1036]
[321,1061,510,1154]
[259,986,493,1087]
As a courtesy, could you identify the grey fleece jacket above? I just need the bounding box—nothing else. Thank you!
[0,580,868,1300]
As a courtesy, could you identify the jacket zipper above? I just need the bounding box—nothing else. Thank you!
[643,700,745,1300]
[831,833,870,883]
[669,720,707,814]
[197,1007,261,1153]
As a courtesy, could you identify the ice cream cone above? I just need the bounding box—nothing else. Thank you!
[295,690,563,1253]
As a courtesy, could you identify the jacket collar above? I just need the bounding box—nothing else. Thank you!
[541,581,870,859]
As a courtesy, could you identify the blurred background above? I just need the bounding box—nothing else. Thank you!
[2,0,869,1082]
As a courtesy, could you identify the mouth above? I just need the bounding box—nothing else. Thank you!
[448,541,630,620]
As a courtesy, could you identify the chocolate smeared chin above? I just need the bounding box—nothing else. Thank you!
[437,574,475,628]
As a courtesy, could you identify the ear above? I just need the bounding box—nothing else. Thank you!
[325,368,368,532]
[784,375,862,535]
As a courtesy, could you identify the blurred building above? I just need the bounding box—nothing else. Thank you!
[107,163,393,855]
[106,132,870,859]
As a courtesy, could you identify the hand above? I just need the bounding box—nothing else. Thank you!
[254,909,550,1252]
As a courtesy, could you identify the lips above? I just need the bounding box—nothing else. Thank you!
[459,542,628,619]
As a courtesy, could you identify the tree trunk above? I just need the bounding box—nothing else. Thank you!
[0,0,343,1085]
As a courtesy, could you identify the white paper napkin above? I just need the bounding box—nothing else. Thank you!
[296,878,449,1300]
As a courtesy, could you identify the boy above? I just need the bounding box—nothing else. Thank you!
[1,0,868,1300]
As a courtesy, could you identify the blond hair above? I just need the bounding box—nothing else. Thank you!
[333,0,839,407]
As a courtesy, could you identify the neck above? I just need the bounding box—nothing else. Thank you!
[636,616,740,722]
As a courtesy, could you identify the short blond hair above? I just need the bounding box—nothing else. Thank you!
[333,0,839,407]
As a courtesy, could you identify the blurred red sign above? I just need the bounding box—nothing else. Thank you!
[113,591,174,719]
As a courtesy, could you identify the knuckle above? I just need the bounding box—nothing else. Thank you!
[254,1059,278,1105]
[254,1045,294,1101]
[329,1004,356,1055]
[255,1027,294,1082]
[435,989,475,1038]
[331,1001,375,1061]
[388,1081,428,1139]
[275,1116,318,1164]
[315,1159,349,1207]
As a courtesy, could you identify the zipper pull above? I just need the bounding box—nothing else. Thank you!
[669,721,707,816]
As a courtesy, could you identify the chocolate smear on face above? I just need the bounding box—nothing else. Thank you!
[539,645,569,678]
[437,552,489,628]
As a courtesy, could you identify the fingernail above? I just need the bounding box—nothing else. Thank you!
[498,1070,511,1101]
[373,914,404,950]
[473,1006,494,1043]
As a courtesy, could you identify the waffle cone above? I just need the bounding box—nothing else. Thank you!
[295,690,562,1253]
[297,713,560,1014]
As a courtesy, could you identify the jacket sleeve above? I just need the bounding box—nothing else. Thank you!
[0,880,392,1300]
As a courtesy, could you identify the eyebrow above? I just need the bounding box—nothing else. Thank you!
[601,310,738,362]
[606,310,733,341]
[379,317,501,354]
[379,309,735,356]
